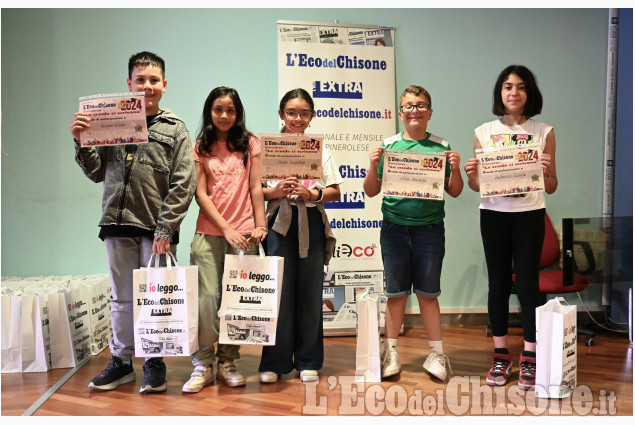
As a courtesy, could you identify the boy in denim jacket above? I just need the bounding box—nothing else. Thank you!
[71,51,195,393]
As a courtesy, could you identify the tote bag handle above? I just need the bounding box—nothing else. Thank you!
[238,243,265,260]
[146,252,178,270]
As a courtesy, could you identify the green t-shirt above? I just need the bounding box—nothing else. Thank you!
[377,132,452,226]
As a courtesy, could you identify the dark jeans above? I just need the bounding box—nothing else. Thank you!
[380,219,445,298]
[481,208,545,343]
[259,206,325,374]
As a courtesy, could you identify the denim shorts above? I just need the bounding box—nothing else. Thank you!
[380,219,445,298]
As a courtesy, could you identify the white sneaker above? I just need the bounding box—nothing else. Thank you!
[300,370,319,382]
[259,371,279,383]
[423,352,452,381]
[182,365,214,393]
[217,360,246,387]
[381,348,401,378]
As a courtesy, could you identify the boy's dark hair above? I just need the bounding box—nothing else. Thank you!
[128,51,165,79]
[279,88,314,131]
[399,85,432,107]
[196,86,251,166]
[492,65,543,117]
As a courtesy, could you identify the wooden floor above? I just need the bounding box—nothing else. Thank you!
[1,325,632,417]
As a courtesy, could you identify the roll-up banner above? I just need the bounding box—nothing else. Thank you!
[277,21,396,334]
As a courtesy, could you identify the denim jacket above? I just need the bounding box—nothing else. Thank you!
[74,109,196,241]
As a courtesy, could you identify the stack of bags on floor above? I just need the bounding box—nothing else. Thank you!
[1,274,112,373]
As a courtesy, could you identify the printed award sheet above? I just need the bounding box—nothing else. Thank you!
[78,92,148,147]
[261,133,323,183]
[477,146,545,198]
[381,150,446,200]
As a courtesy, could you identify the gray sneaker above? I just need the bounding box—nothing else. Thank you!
[217,360,245,387]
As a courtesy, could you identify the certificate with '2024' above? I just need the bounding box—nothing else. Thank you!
[260,133,323,183]
[78,92,148,147]
[381,150,446,200]
[477,146,545,198]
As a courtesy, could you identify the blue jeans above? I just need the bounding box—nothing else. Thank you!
[380,219,445,298]
[259,206,325,374]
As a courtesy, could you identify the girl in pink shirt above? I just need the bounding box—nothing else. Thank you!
[182,87,267,393]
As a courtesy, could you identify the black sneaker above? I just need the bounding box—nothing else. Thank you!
[139,358,167,393]
[88,356,135,391]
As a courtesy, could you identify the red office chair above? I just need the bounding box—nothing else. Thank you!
[539,213,594,292]
[537,213,596,345]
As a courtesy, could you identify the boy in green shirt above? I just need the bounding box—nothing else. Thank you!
[363,85,463,381]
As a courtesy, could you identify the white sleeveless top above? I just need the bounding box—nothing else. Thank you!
[475,119,553,212]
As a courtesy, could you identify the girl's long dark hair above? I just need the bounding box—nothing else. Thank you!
[196,86,251,165]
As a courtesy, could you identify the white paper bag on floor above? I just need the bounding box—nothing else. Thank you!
[133,253,198,357]
[535,297,577,399]
[11,280,55,371]
[64,281,93,364]
[36,292,53,370]
[355,290,381,382]
[48,291,76,369]
[86,276,112,355]
[20,294,49,372]
[1,295,22,373]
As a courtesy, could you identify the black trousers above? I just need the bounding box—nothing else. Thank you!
[480,208,545,343]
